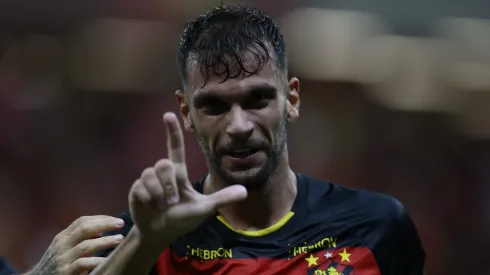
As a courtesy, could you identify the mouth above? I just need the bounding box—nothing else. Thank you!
[220,146,266,170]
[227,149,260,159]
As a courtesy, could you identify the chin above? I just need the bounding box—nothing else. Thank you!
[220,166,273,190]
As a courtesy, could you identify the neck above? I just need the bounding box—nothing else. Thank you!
[204,149,297,231]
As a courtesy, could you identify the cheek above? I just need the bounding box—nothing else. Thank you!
[256,108,286,139]
[272,114,286,136]
[195,119,221,150]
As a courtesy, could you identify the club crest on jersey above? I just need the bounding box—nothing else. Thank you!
[304,248,354,275]
[308,261,353,275]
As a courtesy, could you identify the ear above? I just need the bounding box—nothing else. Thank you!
[286,77,300,124]
[175,90,195,133]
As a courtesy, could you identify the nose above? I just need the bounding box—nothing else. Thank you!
[225,106,253,140]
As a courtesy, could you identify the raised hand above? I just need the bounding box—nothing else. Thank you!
[129,112,247,246]
[26,215,124,275]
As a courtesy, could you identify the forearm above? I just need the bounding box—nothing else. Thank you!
[91,228,163,275]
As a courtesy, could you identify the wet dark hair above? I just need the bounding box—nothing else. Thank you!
[177,4,287,86]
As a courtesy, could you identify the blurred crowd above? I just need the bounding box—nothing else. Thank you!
[1,1,489,275]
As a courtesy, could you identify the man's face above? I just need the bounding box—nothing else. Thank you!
[177,57,300,189]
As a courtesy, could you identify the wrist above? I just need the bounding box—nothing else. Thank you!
[129,227,170,257]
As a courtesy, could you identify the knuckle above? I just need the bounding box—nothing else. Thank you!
[76,215,91,225]
[77,242,91,255]
[131,181,149,200]
[141,167,156,179]
[52,232,63,244]
[155,159,174,172]
[78,223,92,235]
[132,180,145,194]
[132,179,143,190]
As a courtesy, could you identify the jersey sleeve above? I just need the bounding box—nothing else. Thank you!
[93,211,159,275]
[0,258,17,275]
[371,199,426,275]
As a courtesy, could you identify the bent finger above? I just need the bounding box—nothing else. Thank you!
[129,179,152,207]
[155,159,179,205]
[141,167,166,210]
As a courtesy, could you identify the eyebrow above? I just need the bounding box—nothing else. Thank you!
[192,83,278,106]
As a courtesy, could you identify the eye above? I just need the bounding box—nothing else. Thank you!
[194,94,230,116]
[243,88,276,109]
[201,98,229,115]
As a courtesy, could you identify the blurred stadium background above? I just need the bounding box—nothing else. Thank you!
[1,0,489,274]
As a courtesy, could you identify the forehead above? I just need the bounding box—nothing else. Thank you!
[185,54,282,97]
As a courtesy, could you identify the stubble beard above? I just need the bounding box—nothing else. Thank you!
[196,117,287,190]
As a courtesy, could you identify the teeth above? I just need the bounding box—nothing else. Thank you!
[233,149,250,153]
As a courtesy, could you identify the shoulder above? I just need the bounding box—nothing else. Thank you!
[338,185,416,236]
[324,183,425,272]
[301,176,425,272]
[300,174,415,234]
[352,188,416,238]
[349,191,426,273]
[354,187,409,226]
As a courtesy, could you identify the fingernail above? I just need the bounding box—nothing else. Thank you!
[114,234,123,241]
[167,196,179,205]
[115,219,124,227]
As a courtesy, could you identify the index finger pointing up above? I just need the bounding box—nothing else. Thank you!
[163,112,186,164]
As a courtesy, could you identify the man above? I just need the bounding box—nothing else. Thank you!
[1,215,124,275]
[92,4,425,275]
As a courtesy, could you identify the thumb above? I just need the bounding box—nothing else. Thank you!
[206,185,248,209]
